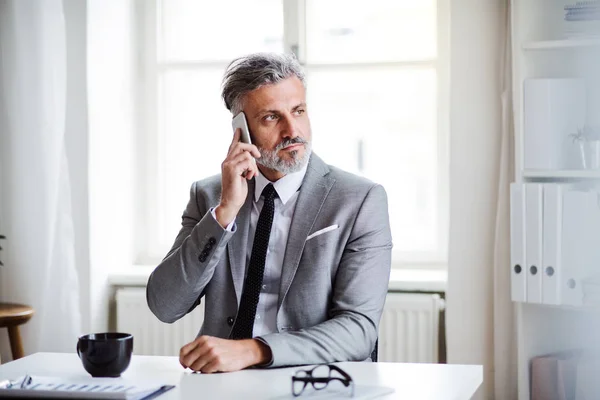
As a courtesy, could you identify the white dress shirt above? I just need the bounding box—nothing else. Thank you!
[212,164,308,337]
[249,165,307,336]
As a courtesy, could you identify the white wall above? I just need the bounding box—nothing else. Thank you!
[447,1,505,399]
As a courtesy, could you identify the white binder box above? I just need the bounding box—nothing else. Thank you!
[510,183,527,302]
[542,184,563,305]
[525,184,544,303]
[511,183,600,305]
[523,78,586,170]
[561,189,600,306]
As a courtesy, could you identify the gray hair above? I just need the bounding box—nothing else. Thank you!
[221,53,306,115]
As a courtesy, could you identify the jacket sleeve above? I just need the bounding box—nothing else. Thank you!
[258,184,393,367]
[146,181,235,323]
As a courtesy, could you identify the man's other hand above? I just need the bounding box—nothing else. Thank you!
[179,336,271,373]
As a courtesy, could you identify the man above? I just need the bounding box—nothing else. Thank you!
[147,53,392,373]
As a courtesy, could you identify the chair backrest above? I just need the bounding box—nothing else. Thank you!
[370,340,378,362]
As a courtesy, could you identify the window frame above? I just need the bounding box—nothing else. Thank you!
[135,0,449,268]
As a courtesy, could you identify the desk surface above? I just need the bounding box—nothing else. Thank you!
[0,353,482,399]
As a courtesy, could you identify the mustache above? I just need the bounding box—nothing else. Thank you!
[274,137,308,152]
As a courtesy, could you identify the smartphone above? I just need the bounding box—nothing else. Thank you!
[232,112,252,145]
[232,112,254,177]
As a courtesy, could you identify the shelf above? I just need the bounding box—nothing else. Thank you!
[514,300,600,311]
[522,38,600,50]
[523,169,600,179]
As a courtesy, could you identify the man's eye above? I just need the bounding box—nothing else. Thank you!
[264,114,278,121]
[295,109,305,115]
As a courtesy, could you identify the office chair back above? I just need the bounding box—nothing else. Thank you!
[370,340,378,362]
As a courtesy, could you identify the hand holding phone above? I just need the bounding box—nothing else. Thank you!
[216,113,261,228]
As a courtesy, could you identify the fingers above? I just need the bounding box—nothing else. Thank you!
[222,151,258,180]
[227,128,241,154]
[230,143,261,159]
[179,336,226,374]
[200,358,221,374]
[180,341,208,370]
[180,339,198,360]
[228,129,261,159]
[224,128,260,182]
[179,338,201,368]
[179,337,251,374]
[235,152,258,180]
[187,342,217,372]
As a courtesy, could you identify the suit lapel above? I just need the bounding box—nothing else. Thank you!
[278,154,335,309]
[227,179,255,305]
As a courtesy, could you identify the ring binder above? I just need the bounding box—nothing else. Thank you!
[0,376,175,400]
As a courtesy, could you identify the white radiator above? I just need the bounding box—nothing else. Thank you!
[116,288,205,356]
[378,293,444,363]
[116,288,443,363]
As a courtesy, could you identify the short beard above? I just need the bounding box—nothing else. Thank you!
[256,137,312,175]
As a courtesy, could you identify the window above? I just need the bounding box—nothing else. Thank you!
[137,0,449,267]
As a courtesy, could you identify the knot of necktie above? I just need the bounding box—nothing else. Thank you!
[261,183,277,201]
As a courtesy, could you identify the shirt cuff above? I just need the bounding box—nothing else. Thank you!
[253,337,274,368]
[210,207,236,232]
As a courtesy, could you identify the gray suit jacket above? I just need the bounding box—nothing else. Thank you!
[146,154,392,367]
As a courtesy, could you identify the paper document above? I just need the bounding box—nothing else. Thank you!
[271,384,394,399]
[0,375,174,399]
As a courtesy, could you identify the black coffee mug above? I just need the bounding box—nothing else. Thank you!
[77,332,133,377]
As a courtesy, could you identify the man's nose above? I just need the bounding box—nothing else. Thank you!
[280,114,299,139]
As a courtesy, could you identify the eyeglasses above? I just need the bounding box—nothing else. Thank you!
[291,364,355,397]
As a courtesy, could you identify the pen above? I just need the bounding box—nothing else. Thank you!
[20,374,32,388]
[0,374,32,389]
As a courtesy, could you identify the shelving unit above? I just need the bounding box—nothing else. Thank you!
[523,169,600,179]
[522,38,600,50]
[512,1,600,399]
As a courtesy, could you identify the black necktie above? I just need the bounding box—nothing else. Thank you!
[230,183,277,339]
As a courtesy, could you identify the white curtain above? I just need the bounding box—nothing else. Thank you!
[493,3,517,399]
[0,0,82,359]
[446,1,515,398]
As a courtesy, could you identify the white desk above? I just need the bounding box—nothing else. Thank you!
[0,353,482,399]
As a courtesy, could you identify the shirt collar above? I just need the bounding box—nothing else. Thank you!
[254,163,308,205]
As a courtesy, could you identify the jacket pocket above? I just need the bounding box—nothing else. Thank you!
[306,224,339,241]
